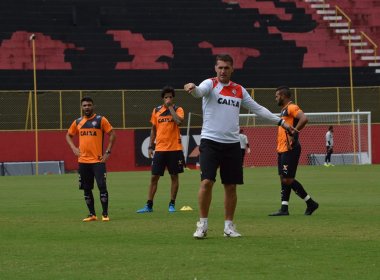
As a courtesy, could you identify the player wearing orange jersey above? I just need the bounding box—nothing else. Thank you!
[66,96,116,222]
[137,86,185,213]
[269,86,319,216]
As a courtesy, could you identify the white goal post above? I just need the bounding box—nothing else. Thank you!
[184,111,372,167]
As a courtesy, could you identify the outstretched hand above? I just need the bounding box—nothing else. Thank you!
[184,83,196,93]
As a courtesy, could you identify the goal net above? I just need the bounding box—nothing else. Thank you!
[185,111,372,167]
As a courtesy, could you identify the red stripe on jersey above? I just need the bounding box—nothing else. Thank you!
[211,77,219,88]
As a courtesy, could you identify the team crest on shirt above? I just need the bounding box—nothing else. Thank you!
[232,89,237,95]
[92,121,97,127]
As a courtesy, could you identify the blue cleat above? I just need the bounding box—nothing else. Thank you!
[168,203,176,213]
[136,204,153,213]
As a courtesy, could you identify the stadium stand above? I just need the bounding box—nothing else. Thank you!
[0,0,378,89]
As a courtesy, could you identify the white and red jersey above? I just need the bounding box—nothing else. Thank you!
[191,77,281,143]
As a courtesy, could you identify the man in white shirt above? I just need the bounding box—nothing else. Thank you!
[324,126,334,166]
[239,129,250,166]
[184,54,294,239]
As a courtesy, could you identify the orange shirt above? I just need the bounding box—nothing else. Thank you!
[68,114,113,163]
[277,103,301,153]
[151,105,184,151]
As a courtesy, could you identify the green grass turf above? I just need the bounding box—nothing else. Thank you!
[0,165,379,280]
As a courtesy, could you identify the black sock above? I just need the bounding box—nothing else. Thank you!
[100,191,109,216]
[147,200,153,208]
[280,204,289,212]
[84,190,95,215]
[281,183,291,202]
[169,200,175,205]
[291,180,308,200]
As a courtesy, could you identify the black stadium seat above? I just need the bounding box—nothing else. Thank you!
[0,0,378,89]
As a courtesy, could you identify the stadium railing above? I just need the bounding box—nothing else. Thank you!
[0,86,379,131]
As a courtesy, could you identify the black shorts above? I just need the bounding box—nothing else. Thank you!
[151,150,185,176]
[199,138,243,185]
[78,162,107,191]
[277,144,301,178]
[326,146,333,153]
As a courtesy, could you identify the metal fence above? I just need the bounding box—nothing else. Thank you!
[0,86,379,131]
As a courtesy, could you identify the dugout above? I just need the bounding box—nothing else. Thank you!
[1,161,65,176]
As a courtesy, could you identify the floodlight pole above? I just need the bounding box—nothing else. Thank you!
[30,33,39,176]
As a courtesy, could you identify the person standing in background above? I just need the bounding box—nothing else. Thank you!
[269,86,319,217]
[239,129,250,166]
[66,96,116,222]
[324,126,334,167]
[136,86,185,213]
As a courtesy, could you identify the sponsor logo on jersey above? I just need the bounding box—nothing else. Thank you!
[217,97,240,107]
[80,130,97,136]
[158,117,174,123]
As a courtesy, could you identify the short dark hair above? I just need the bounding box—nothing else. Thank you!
[161,86,175,98]
[329,125,333,130]
[276,86,291,98]
[81,96,94,104]
[215,54,233,66]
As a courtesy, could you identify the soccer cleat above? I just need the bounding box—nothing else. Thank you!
[268,209,289,216]
[224,223,242,238]
[82,215,98,222]
[168,203,176,213]
[305,201,319,216]
[136,204,153,213]
[324,163,329,167]
[193,221,208,239]
[102,215,110,222]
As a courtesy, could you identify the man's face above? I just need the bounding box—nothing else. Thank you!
[81,101,94,117]
[275,91,284,107]
[215,60,233,84]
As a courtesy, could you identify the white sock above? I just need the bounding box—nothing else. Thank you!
[304,195,311,202]
[225,220,233,228]
[200,218,208,225]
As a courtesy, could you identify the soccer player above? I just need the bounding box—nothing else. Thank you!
[66,97,116,222]
[239,129,250,167]
[324,126,334,166]
[136,86,185,213]
[66,96,116,222]
[184,54,294,239]
[269,86,319,216]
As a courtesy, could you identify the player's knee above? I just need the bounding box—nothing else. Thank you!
[151,175,160,184]
[282,178,294,186]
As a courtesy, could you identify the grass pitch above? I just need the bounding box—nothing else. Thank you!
[0,165,379,280]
